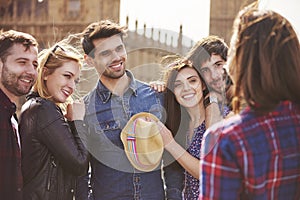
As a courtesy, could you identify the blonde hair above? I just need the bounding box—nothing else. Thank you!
[33,42,83,102]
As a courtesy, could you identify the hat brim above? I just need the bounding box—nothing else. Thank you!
[120,112,164,172]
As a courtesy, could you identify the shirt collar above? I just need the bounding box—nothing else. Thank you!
[0,89,17,116]
[96,70,138,103]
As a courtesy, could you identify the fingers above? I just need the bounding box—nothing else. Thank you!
[149,81,166,93]
[74,98,84,104]
[64,103,73,121]
[66,98,85,121]
[144,116,152,122]
[156,84,166,93]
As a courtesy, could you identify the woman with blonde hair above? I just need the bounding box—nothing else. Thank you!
[19,41,89,200]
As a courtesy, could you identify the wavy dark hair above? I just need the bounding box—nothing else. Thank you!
[81,20,128,58]
[0,30,38,62]
[186,35,228,69]
[228,3,300,113]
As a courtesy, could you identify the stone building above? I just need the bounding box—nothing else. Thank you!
[210,0,255,44]
[0,0,120,48]
[0,0,255,104]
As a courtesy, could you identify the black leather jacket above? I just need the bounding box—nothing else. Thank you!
[19,93,89,200]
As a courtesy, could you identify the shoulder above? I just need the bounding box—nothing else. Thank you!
[135,79,150,89]
[208,114,242,134]
[201,114,243,156]
[135,80,163,97]
[0,89,14,108]
[20,96,62,126]
[21,96,57,113]
[83,89,96,104]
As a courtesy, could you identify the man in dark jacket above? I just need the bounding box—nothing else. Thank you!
[0,30,38,200]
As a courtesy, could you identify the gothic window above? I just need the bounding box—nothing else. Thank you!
[68,0,81,18]
[35,0,48,18]
[17,0,31,17]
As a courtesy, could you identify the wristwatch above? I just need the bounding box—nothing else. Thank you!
[204,95,218,108]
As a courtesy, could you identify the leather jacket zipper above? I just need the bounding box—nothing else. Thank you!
[47,156,57,191]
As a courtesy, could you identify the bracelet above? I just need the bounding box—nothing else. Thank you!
[204,95,218,108]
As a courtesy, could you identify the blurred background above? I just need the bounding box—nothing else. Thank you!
[1,0,299,107]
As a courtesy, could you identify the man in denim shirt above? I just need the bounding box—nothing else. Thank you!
[76,20,183,200]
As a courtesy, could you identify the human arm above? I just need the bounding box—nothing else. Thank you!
[65,99,85,121]
[158,121,201,179]
[37,100,89,176]
[204,91,224,128]
[199,129,242,200]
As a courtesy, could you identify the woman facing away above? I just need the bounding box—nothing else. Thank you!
[19,42,89,200]
[156,59,230,199]
[199,3,300,200]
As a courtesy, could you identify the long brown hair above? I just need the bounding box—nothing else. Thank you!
[163,60,208,145]
[228,3,300,113]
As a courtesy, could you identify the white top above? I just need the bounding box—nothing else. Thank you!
[11,115,20,149]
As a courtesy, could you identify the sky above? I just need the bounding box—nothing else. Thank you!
[119,0,300,45]
[119,0,210,45]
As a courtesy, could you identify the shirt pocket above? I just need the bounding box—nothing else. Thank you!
[91,119,123,149]
[97,119,120,132]
[90,119,129,169]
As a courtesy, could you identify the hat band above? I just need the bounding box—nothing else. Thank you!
[126,119,155,169]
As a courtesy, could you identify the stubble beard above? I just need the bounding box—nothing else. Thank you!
[209,78,226,94]
[1,64,33,96]
[102,65,126,80]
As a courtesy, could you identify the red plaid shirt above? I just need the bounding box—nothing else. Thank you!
[0,89,23,199]
[199,101,300,200]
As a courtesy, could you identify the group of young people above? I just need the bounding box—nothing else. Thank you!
[1,2,300,200]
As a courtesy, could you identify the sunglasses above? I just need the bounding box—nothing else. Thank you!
[166,58,193,69]
[52,44,65,53]
[45,44,66,63]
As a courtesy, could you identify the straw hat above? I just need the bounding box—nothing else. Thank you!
[120,112,164,172]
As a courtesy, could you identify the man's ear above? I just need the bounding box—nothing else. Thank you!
[84,54,95,66]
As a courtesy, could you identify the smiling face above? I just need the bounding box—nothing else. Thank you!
[0,43,38,99]
[91,34,127,81]
[199,54,225,94]
[173,67,204,108]
[44,60,80,104]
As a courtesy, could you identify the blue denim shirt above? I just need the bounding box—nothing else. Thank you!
[78,71,183,200]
